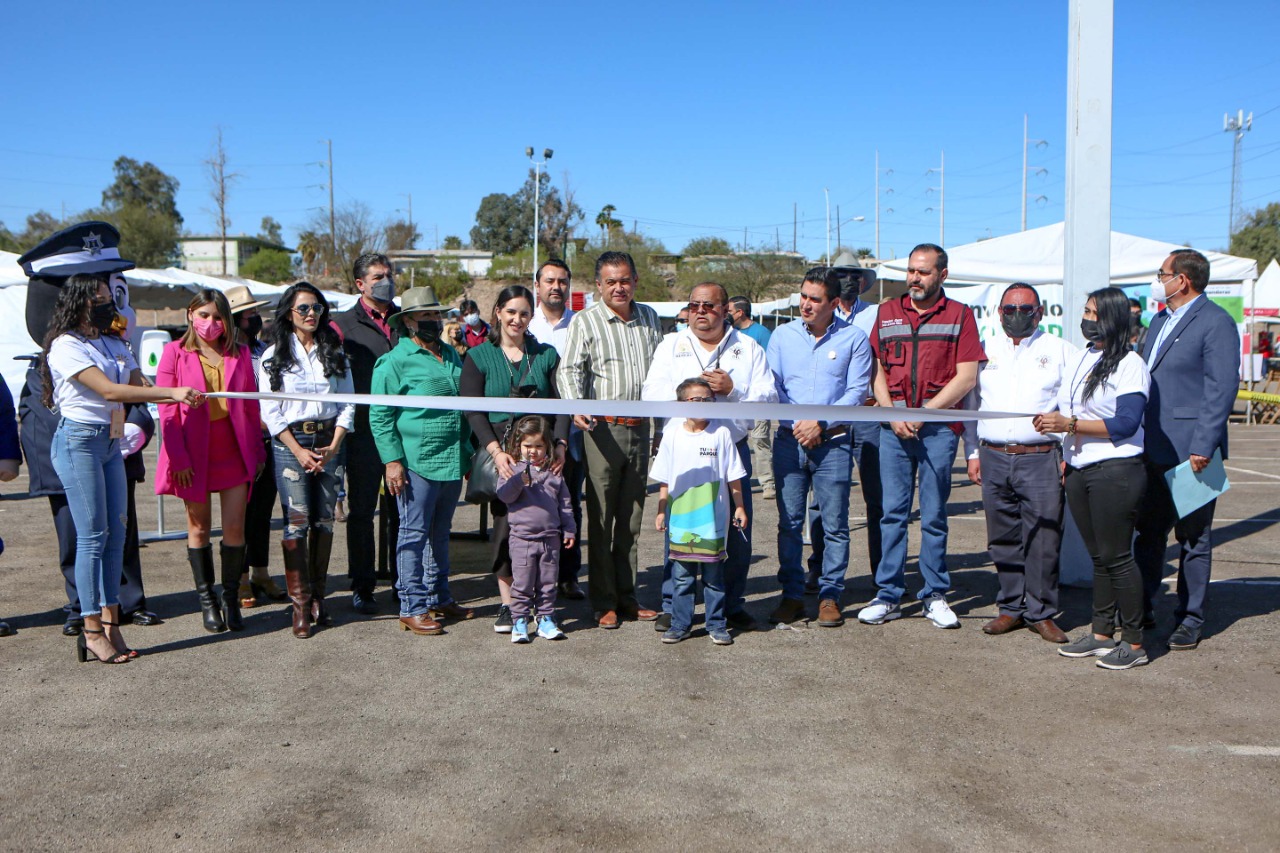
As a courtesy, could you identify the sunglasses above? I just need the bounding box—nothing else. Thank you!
[681,396,714,403]
[687,301,720,313]
[1000,304,1038,315]
[292,304,324,316]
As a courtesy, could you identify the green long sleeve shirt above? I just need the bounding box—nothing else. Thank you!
[369,337,471,481]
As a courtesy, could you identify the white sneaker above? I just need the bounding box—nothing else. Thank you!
[923,593,960,629]
[857,598,902,625]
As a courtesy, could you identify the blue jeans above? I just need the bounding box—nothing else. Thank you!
[272,434,344,540]
[874,423,958,603]
[661,437,752,616]
[774,428,853,601]
[51,419,126,617]
[394,470,462,615]
[671,559,727,633]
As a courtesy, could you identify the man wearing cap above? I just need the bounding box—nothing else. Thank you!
[15,222,161,633]
[643,282,776,632]
[527,258,585,600]
[334,252,400,614]
[225,284,288,607]
[961,283,1075,643]
[557,251,664,628]
[370,286,472,636]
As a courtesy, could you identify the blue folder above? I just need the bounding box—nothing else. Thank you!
[1164,448,1230,519]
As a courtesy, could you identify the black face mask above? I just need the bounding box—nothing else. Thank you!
[1001,311,1039,339]
[1080,319,1103,343]
[242,314,264,340]
[413,319,443,342]
[89,302,118,332]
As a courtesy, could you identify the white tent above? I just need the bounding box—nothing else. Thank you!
[1247,258,1280,318]
[877,222,1259,285]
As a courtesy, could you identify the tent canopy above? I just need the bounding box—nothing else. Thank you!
[1248,259,1280,317]
[877,222,1259,286]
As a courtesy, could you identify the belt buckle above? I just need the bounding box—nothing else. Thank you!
[302,421,317,435]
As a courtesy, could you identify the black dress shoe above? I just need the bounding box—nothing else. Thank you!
[351,591,379,615]
[557,581,586,601]
[1169,623,1201,650]
[123,609,164,627]
[0,620,12,637]
[726,610,758,631]
[63,618,84,637]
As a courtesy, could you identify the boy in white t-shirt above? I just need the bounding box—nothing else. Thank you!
[650,378,748,645]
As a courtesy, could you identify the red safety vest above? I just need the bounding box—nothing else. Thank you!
[872,293,980,409]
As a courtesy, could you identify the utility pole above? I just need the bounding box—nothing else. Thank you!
[1225,109,1253,238]
[792,203,797,253]
[743,226,747,253]
[824,188,831,264]
[526,147,553,283]
[926,151,945,246]
[1022,116,1048,230]
[836,205,841,252]
[875,151,893,261]
[324,139,335,272]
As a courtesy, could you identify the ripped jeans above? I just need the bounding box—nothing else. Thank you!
[272,431,345,541]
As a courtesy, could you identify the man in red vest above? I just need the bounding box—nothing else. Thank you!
[858,243,984,629]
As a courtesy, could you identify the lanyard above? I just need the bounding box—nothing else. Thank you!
[82,334,125,385]
[1068,348,1103,418]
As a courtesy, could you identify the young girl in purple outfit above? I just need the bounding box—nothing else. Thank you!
[495,416,576,643]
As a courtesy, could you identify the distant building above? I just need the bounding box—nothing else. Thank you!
[180,235,293,276]
[387,248,493,278]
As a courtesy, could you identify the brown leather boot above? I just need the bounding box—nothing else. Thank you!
[309,528,334,627]
[282,539,312,639]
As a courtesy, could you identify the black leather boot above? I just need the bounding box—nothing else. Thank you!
[220,543,247,632]
[188,546,225,633]
[309,527,334,627]
[282,539,311,639]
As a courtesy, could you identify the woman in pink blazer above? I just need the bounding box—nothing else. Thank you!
[156,289,266,634]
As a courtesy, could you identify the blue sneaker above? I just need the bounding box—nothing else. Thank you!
[708,628,734,646]
[511,617,531,644]
[536,615,565,640]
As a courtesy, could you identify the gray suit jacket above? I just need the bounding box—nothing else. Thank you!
[1140,295,1240,467]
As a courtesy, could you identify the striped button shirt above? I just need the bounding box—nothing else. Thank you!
[556,300,663,401]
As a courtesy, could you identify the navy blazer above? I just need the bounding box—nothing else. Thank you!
[1140,295,1240,467]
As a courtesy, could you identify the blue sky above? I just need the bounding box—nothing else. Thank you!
[3,0,1278,263]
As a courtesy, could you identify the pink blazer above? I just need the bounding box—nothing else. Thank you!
[155,340,266,501]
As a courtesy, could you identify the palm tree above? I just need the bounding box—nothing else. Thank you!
[596,204,620,247]
[295,230,321,276]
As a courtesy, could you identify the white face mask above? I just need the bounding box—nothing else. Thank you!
[464,312,481,327]
[1151,273,1184,303]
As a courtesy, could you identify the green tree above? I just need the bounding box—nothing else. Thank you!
[681,236,733,257]
[470,170,582,256]
[240,248,294,284]
[385,218,420,251]
[295,230,323,278]
[99,156,183,267]
[1230,202,1280,271]
[442,235,463,249]
[258,216,284,246]
[595,204,622,244]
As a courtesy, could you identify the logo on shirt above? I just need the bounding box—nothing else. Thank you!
[698,447,719,458]
[1037,356,1051,369]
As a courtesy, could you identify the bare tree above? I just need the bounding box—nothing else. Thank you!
[303,201,385,289]
[205,127,241,275]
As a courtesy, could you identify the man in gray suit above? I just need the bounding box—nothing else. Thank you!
[1134,249,1241,651]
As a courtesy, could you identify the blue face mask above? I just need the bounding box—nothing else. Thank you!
[675,322,688,333]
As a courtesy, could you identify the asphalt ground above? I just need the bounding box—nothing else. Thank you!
[1,423,1277,851]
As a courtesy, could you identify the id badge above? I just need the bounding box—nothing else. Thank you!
[109,407,125,440]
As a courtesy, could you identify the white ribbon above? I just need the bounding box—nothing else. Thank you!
[208,390,1023,424]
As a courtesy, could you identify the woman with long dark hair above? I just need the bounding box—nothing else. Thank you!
[460,285,569,633]
[258,282,354,638]
[155,289,266,633]
[1035,286,1151,671]
[43,275,203,663]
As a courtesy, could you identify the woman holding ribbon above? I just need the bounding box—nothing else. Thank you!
[156,289,266,634]
[42,274,203,663]
[1035,286,1151,671]
[259,282,354,639]
[460,284,569,634]
[370,286,471,636]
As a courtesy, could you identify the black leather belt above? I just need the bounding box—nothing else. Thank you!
[780,425,849,441]
[980,440,1057,455]
[289,418,336,435]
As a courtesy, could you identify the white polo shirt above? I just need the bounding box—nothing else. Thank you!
[963,329,1078,458]
[640,326,777,442]
[1057,348,1150,468]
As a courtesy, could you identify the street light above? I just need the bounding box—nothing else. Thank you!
[527,146,554,284]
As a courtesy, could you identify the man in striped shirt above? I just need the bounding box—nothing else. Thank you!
[557,252,664,629]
